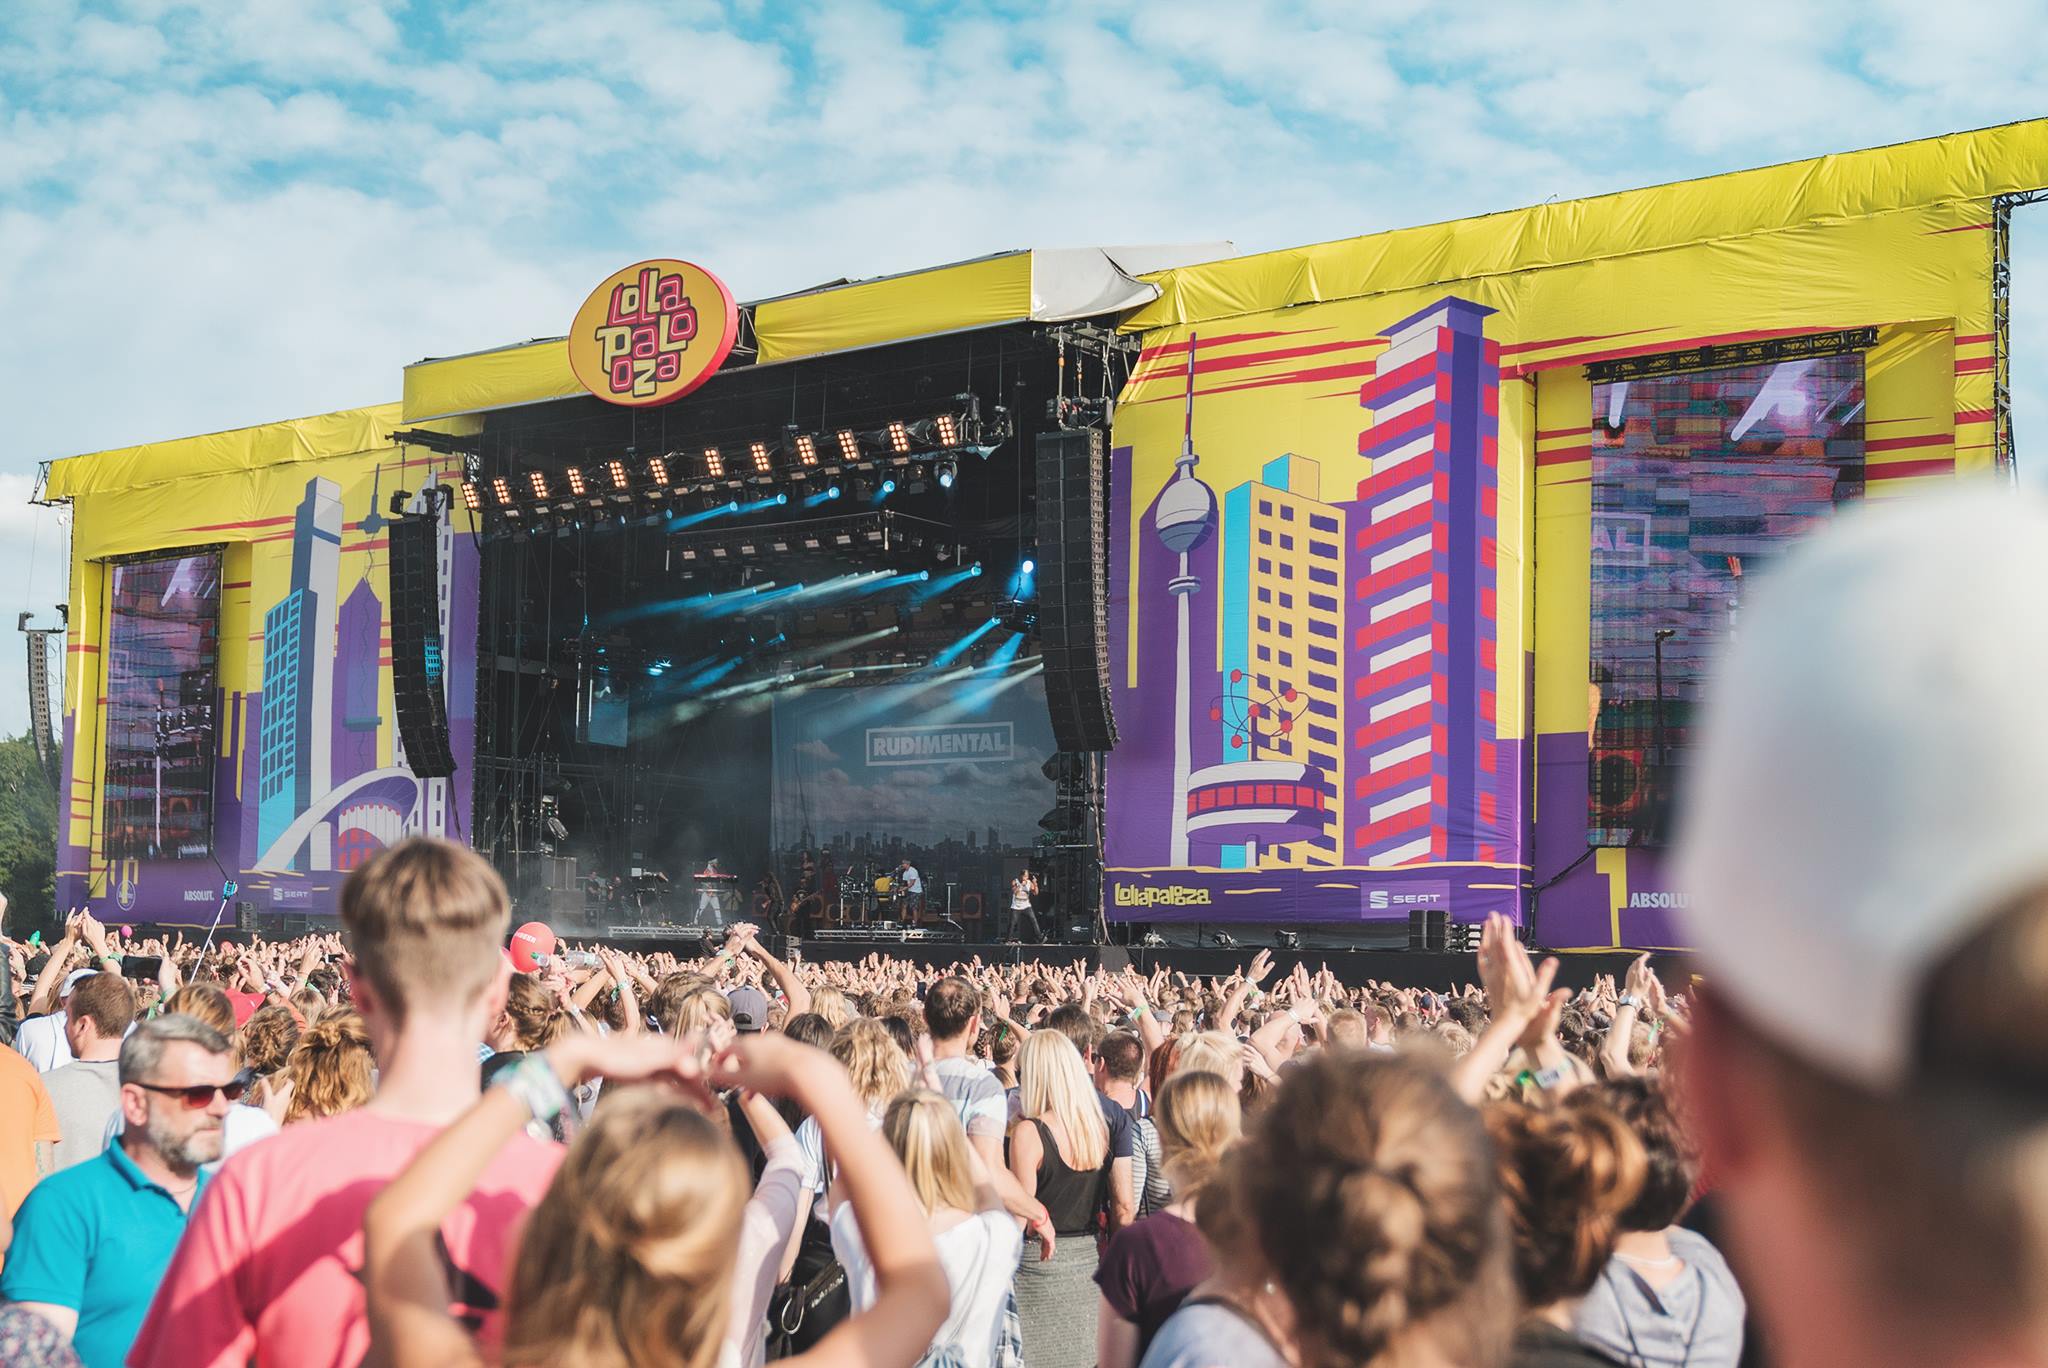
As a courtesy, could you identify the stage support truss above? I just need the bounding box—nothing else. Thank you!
[1993,188,2048,479]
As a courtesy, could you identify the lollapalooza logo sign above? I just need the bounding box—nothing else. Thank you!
[567,259,740,407]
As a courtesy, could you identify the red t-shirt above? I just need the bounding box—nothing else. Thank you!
[222,990,265,1028]
[128,1107,562,1367]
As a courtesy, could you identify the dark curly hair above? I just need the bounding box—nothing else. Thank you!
[1483,1099,1645,1309]
[1233,1049,1514,1368]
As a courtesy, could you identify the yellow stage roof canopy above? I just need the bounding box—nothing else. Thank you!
[398,245,1233,423]
[41,403,408,501]
[1123,118,2048,333]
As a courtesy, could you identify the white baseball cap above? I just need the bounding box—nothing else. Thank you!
[59,967,98,999]
[1676,488,2048,1092]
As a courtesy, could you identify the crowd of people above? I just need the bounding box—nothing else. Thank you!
[0,874,1722,1368]
[0,491,2039,1368]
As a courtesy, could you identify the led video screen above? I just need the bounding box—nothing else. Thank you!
[103,550,222,860]
[1588,353,1866,846]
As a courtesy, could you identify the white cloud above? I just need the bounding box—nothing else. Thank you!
[3,0,2047,739]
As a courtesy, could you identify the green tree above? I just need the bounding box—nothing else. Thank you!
[0,732,58,940]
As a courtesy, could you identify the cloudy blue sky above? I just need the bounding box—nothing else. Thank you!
[4,0,2047,732]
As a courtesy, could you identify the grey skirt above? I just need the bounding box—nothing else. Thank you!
[1013,1234,1100,1368]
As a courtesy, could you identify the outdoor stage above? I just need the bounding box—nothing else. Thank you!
[35,123,2046,954]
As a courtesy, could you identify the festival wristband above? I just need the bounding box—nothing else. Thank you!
[498,1053,571,1124]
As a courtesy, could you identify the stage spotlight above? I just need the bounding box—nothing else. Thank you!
[836,429,860,462]
[703,447,725,479]
[776,492,789,505]
[936,459,958,489]
[794,433,819,466]
[490,476,513,505]
[1020,558,1035,575]
[460,482,483,511]
[648,456,670,485]
[606,459,629,489]
[970,561,983,576]
[935,413,960,445]
[750,441,771,475]
[567,468,588,496]
[918,570,931,581]
[875,478,897,502]
[528,471,549,500]
[887,420,911,455]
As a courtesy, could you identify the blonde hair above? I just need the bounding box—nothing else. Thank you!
[1019,1030,1108,1170]
[161,983,236,1042]
[809,986,852,1029]
[503,1089,748,1368]
[340,837,509,1023]
[882,1090,979,1216]
[831,1017,911,1113]
[1169,1029,1245,1093]
[1154,1069,1241,1196]
[283,1009,374,1124]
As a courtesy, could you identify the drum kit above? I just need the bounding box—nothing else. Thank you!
[836,863,918,923]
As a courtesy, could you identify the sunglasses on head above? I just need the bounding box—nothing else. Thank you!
[134,1079,246,1109]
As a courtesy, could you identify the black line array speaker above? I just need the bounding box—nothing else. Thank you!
[1036,428,1117,752]
[1407,908,1449,952]
[388,513,458,779]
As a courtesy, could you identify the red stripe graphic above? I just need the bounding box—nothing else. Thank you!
[1499,328,1660,357]
[1866,458,1956,481]
[1864,433,1950,454]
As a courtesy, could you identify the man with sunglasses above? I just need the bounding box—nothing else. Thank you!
[0,1013,235,1368]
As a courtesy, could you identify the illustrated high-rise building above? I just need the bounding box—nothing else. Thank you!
[1218,455,1355,867]
[1349,298,1509,867]
[257,477,343,868]
[333,575,383,787]
[1153,337,1220,866]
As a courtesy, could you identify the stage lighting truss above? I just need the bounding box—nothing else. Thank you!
[665,509,950,568]
[463,395,1012,524]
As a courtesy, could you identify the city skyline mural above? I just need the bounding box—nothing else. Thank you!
[1105,295,1524,925]
[55,421,480,924]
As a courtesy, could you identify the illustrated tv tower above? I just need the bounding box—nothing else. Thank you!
[1153,336,1218,865]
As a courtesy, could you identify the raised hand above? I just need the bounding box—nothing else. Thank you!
[1477,911,1565,1035]
[1623,953,1656,1004]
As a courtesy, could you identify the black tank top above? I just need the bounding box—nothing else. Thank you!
[1029,1116,1109,1236]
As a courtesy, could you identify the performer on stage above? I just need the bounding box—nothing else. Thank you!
[788,851,822,936]
[753,870,785,928]
[1008,868,1042,943]
[695,858,726,924]
[894,858,923,918]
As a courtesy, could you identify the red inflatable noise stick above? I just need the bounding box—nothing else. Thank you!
[508,921,556,974]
